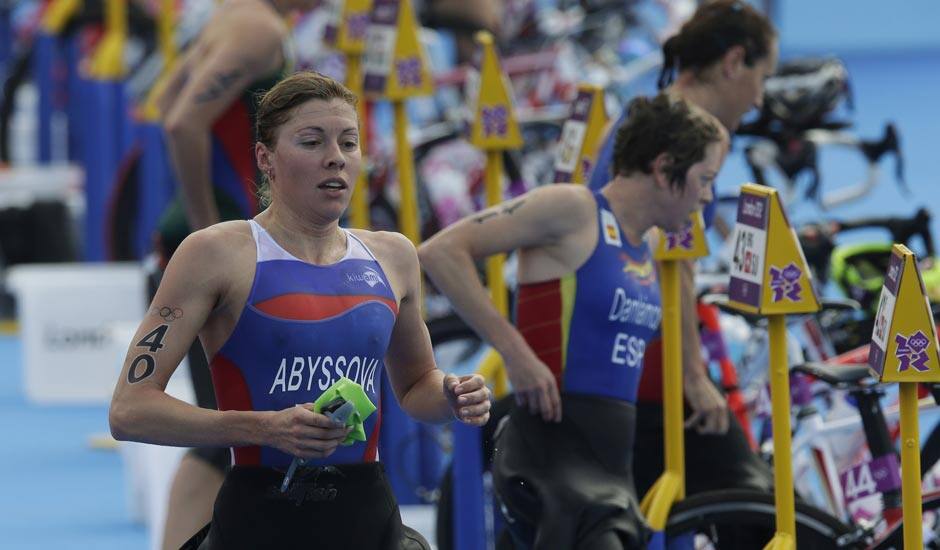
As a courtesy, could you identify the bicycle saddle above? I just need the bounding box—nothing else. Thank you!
[792,361,873,388]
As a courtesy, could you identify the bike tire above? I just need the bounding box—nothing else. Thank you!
[665,489,862,549]
[868,490,940,549]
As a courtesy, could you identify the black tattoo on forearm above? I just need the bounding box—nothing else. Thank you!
[127,354,156,383]
[474,211,498,224]
[473,199,526,224]
[136,325,169,353]
[156,306,183,322]
[194,69,242,103]
[127,323,171,383]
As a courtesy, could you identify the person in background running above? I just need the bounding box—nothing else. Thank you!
[112,71,490,549]
[587,0,779,500]
[151,1,311,547]
[420,94,727,549]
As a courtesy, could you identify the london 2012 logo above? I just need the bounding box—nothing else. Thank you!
[665,224,694,250]
[395,57,422,87]
[481,106,509,137]
[769,263,802,302]
[895,330,931,373]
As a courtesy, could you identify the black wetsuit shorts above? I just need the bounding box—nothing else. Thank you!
[185,463,429,550]
[493,393,650,549]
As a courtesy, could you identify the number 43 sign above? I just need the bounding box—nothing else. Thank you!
[726,183,819,315]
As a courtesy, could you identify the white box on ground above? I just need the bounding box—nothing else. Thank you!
[7,262,146,404]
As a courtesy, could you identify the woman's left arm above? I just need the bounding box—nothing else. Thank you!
[381,233,491,425]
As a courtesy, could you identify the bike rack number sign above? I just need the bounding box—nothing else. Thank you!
[362,0,431,100]
[553,85,607,184]
[728,183,820,315]
[868,244,940,383]
[654,210,709,262]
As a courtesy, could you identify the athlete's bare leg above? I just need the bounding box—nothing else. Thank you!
[161,454,224,550]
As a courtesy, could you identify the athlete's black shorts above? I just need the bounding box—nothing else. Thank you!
[183,462,429,550]
[632,400,774,498]
[492,393,650,550]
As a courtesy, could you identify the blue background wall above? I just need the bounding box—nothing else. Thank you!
[777,0,940,53]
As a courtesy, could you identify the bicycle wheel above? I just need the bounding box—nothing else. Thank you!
[665,489,862,549]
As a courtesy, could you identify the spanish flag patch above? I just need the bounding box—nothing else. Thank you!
[600,209,622,247]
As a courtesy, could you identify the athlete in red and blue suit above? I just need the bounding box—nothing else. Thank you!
[421,94,727,549]
[211,221,396,468]
[515,192,662,404]
[110,71,491,550]
[150,3,305,546]
[584,0,779,506]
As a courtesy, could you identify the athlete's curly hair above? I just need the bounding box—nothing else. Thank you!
[611,94,722,190]
[254,71,359,206]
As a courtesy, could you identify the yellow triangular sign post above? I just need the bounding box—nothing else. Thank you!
[362,0,432,100]
[87,0,128,80]
[469,31,522,151]
[654,211,709,261]
[726,183,818,549]
[727,183,820,316]
[467,31,520,316]
[642,208,709,528]
[868,244,940,383]
[554,84,608,183]
[41,0,82,35]
[324,0,373,55]
[868,244,940,548]
[139,0,178,122]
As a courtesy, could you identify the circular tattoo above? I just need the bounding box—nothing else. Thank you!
[159,307,183,321]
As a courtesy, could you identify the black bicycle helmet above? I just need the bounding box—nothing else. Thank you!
[762,57,851,130]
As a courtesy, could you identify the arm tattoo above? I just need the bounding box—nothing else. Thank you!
[155,306,184,322]
[194,69,242,103]
[127,354,156,384]
[136,325,169,353]
[473,199,526,224]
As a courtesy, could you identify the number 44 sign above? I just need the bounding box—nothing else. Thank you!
[868,244,940,383]
[726,183,820,315]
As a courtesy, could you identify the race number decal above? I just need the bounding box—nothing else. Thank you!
[464,68,480,122]
[322,0,342,45]
[554,120,587,174]
[730,224,766,284]
[127,354,156,384]
[363,25,395,76]
[871,288,896,351]
[728,190,769,309]
[840,455,901,504]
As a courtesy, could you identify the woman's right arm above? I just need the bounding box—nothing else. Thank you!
[418,184,592,422]
[109,228,349,459]
[162,16,284,231]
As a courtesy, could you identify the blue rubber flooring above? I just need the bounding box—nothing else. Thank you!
[0,335,147,549]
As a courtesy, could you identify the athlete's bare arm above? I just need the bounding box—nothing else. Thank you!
[153,41,203,117]
[362,232,490,426]
[418,184,597,422]
[109,225,350,460]
[163,10,286,231]
[680,258,729,434]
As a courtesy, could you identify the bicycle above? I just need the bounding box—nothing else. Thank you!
[700,273,940,547]
[670,292,940,549]
[736,57,906,212]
